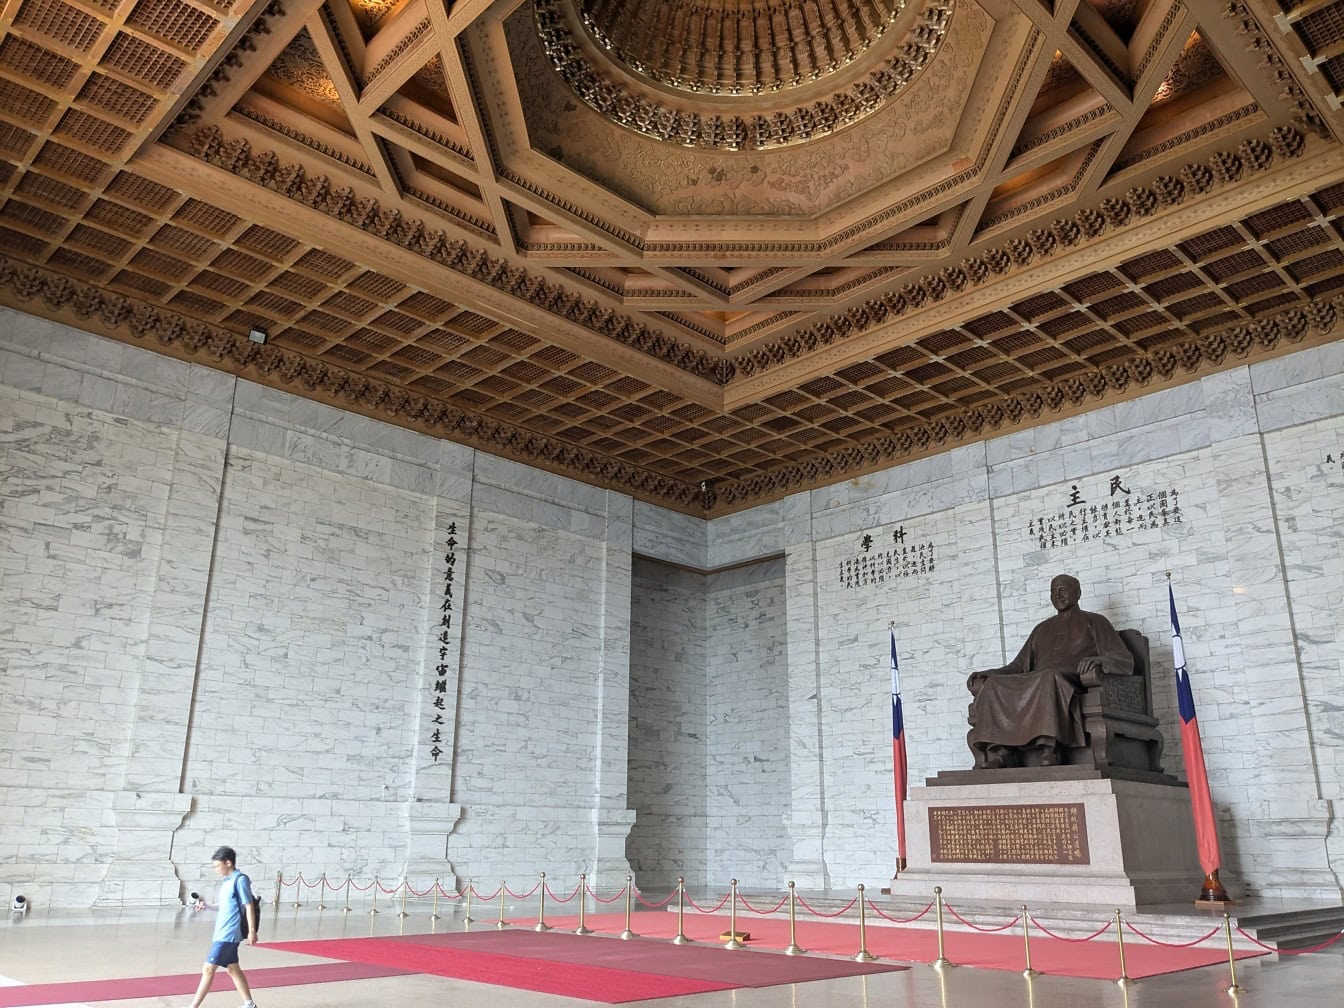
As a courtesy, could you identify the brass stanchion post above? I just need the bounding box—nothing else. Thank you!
[463,879,473,924]
[430,878,441,920]
[673,877,693,944]
[274,872,282,913]
[854,883,876,962]
[369,876,380,916]
[1223,911,1246,994]
[342,877,352,913]
[575,874,592,935]
[398,877,409,918]
[620,874,639,940]
[497,881,508,929]
[535,872,551,931]
[932,887,957,969]
[1114,908,1134,986]
[316,873,327,911]
[724,879,743,949]
[784,881,805,955]
[1021,905,1040,977]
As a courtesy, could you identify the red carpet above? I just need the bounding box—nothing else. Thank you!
[0,962,410,1008]
[266,929,906,1003]
[521,911,1264,980]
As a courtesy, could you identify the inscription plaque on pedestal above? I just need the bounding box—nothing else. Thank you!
[929,803,1090,865]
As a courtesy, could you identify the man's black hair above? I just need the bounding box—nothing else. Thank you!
[212,846,237,864]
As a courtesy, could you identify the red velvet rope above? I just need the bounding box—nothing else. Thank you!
[738,893,789,915]
[945,903,1021,932]
[635,887,677,909]
[794,893,858,918]
[1026,914,1114,942]
[544,880,581,903]
[866,900,934,924]
[347,879,376,893]
[468,883,503,900]
[433,882,462,900]
[685,891,732,914]
[586,883,628,905]
[1123,920,1222,947]
[1236,925,1344,954]
[504,880,542,899]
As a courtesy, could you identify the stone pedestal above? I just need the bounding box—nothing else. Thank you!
[893,771,1204,909]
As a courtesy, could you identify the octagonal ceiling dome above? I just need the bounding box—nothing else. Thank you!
[535,0,952,150]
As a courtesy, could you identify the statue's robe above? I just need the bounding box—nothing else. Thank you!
[968,606,1133,757]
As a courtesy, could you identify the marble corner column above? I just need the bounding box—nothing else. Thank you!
[402,443,473,888]
[589,492,636,888]
[1206,367,1338,898]
[96,375,234,907]
[782,499,830,889]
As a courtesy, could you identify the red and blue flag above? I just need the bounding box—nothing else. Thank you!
[1170,583,1222,876]
[890,626,908,868]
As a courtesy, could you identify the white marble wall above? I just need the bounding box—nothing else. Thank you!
[703,561,788,888]
[629,560,708,890]
[3,304,1344,907]
[0,309,639,906]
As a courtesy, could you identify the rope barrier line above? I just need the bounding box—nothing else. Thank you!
[545,880,581,903]
[867,901,934,924]
[737,893,790,915]
[1124,920,1222,947]
[587,884,628,905]
[944,903,1021,933]
[685,891,732,914]
[794,893,859,917]
[1235,925,1344,954]
[634,889,677,909]
[271,872,1315,962]
[1026,914,1115,942]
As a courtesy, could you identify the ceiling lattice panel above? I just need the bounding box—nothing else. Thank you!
[0,0,1342,515]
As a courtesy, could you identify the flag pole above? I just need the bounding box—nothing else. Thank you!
[1167,572,1231,904]
[890,621,908,874]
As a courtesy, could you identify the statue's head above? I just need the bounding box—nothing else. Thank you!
[1049,574,1081,612]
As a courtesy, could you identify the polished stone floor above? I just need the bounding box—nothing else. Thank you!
[1,900,1342,1008]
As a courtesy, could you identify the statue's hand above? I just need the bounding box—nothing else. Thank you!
[967,669,990,694]
[1077,656,1104,686]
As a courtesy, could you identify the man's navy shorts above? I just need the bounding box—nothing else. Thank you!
[206,940,240,966]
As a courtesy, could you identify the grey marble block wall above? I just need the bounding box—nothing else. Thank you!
[629,559,709,892]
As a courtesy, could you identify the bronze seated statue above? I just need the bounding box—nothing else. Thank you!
[967,574,1165,775]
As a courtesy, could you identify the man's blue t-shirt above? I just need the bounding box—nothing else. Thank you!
[213,869,254,942]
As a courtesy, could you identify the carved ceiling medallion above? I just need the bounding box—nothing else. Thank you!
[534,0,953,150]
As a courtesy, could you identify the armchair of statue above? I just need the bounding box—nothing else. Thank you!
[1064,628,1166,775]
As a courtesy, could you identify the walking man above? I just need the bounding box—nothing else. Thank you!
[186,845,258,1008]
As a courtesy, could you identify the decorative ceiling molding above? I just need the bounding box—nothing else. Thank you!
[534,0,952,151]
[732,127,1307,380]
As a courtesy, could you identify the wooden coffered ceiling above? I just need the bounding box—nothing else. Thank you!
[2,0,1344,515]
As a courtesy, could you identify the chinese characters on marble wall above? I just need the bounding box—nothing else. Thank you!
[1028,474,1184,551]
[837,524,936,589]
[429,522,458,763]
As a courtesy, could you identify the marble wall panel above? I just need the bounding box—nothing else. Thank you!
[629,560,709,891]
[186,449,431,803]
